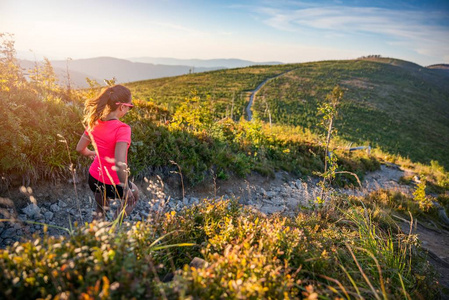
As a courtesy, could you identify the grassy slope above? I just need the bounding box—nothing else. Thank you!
[127,58,449,170]
[256,58,449,169]
[127,64,295,120]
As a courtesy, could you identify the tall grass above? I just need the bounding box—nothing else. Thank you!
[0,193,438,299]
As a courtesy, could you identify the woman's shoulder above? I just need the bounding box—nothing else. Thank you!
[90,120,130,132]
[115,120,131,129]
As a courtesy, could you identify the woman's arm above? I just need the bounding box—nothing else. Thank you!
[76,133,96,159]
[115,141,136,203]
[114,141,130,187]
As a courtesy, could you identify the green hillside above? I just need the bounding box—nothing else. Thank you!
[128,58,449,170]
[127,64,296,120]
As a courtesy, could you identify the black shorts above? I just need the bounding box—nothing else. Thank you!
[88,173,132,199]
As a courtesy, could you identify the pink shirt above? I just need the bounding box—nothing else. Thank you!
[85,120,131,185]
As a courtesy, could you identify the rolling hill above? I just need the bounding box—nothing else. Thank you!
[126,57,449,170]
[127,57,282,68]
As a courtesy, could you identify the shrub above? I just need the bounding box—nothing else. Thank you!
[413,179,433,212]
[0,197,439,299]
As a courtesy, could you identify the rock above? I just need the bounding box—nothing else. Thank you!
[260,204,281,215]
[285,198,298,209]
[262,198,273,204]
[3,239,14,245]
[58,200,68,208]
[18,214,28,221]
[266,191,276,198]
[183,198,189,206]
[272,196,283,204]
[190,257,207,269]
[295,179,302,188]
[438,206,449,226]
[50,203,60,212]
[1,228,16,239]
[190,197,199,205]
[23,204,41,218]
[44,211,54,221]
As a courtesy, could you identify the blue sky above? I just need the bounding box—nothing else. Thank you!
[1,0,448,66]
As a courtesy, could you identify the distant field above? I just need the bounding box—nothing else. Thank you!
[127,64,295,120]
[253,59,449,169]
[128,58,449,170]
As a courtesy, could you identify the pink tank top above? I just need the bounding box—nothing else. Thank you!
[85,120,131,185]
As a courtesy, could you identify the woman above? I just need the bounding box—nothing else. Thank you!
[76,84,139,220]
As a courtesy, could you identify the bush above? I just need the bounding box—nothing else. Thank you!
[0,197,438,299]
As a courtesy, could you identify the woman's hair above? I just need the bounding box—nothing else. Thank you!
[83,85,131,130]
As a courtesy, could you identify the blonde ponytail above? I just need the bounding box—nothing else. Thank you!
[83,85,131,130]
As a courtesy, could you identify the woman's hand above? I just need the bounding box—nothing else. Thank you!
[125,188,137,206]
[87,151,96,160]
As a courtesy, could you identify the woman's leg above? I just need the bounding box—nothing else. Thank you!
[94,192,109,220]
[115,182,139,219]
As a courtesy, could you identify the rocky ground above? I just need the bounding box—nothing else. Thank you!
[1,163,449,296]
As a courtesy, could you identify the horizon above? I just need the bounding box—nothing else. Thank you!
[1,0,448,66]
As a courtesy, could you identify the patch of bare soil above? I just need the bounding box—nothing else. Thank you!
[370,164,449,298]
[182,171,296,202]
[418,225,449,290]
[362,164,415,195]
[399,220,449,298]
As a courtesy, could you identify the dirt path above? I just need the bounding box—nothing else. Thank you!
[246,69,296,121]
[398,217,449,297]
[362,164,449,296]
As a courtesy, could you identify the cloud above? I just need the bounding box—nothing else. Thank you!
[255,4,449,60]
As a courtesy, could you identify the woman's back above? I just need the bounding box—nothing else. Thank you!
[87,119,131,185]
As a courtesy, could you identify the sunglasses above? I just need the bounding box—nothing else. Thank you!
[116,102,134,110]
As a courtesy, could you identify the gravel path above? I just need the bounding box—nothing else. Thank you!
[0,163,414,247]
[1,163,448,295]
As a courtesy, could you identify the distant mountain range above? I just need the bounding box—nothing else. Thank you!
[127,57,282,68]
[18,57,283,88]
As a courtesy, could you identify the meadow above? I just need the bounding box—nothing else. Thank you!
[1,34,449,298]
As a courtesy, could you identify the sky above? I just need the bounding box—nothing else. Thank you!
[1,0,448,66]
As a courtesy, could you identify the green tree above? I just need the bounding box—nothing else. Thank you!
[317,86,344,203]
[28,57,60,96]
[0,33,25,93]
